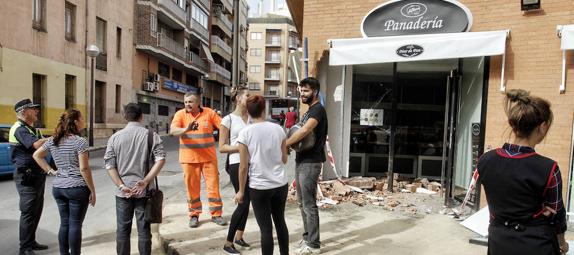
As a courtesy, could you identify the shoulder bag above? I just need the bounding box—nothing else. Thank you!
[144,129,163,223]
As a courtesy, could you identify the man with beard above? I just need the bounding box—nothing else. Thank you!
[286,77,327,255]
[170,91,227,228]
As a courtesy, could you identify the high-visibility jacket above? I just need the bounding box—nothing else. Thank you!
[9,121,42,145]
[172,107,221,163]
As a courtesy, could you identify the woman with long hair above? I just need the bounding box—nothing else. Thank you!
[235,95,289,255]
[33,109,96,255]
[219,86,251,254]
[478,89,568,255]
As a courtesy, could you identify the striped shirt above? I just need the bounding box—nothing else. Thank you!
[42,135,88,188]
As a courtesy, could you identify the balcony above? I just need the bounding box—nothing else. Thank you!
[96,53,107,71]
[191,19,209,41]
[289,39,299,49]
[264,87,281,97]
[196,0,210,11]
[157,0,186,24]
[265,57,281,64]
[266,39,281,47]
[212,13,232,37]
[211,36,232,61]
[135,13,208,73]
[209,63,231,86]
[218,0,233,14]
[264,73,280,81]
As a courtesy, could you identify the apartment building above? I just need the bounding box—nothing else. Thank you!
[206,0,249,114]
[134,0,212,132]
[247,13,300,119]
[0,0,89,133]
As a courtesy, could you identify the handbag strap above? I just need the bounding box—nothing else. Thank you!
[145,129,159,191]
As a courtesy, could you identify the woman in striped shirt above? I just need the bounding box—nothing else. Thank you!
[33,109,96,255]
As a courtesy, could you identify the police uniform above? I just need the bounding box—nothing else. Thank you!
[478,143,567,255]
[10,99,48,254]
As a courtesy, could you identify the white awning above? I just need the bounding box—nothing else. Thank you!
[329,30,509,66]
[557,25,574,93]
[329,30,510,91]
[201,43,214,63]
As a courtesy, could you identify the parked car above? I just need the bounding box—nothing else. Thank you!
[0,124,15,176]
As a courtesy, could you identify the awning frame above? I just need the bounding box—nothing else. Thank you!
[328,30,510,92]
[557,25,574,94]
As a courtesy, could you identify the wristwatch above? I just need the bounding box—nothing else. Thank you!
[118,184,126,191]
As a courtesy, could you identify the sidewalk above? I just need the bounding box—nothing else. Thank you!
[157,154,488,255]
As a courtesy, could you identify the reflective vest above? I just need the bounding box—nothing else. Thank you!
[9,121,43,145]
[173,108,221,163]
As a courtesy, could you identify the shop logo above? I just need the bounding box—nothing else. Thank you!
[361,0,473,37]
[472,123,481,136]
[396,45,424,58]
[401,3,427,18]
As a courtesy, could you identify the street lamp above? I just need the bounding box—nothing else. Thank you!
[86,44,100,147]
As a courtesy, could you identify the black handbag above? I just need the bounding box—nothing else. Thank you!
[225,115,232,172]
[287,112,316,152]
[144,129,163,223]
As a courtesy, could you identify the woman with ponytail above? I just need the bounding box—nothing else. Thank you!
[478,89,568,254]
[219,86,252,254]
[33,109,95,255]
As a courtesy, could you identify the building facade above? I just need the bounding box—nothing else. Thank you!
[133,0,211,133]
[286,0,574,212]
[0,0,89,133]
[247,14,300,120]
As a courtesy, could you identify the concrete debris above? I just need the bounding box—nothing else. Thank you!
[288,176,443,215]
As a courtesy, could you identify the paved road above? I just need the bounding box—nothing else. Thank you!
[0,136,229,255]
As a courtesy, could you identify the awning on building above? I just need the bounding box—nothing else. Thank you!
[328,30,510,91]
[201,43,214,63]
[557,24,574,93]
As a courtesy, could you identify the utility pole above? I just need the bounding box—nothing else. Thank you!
[232,0,240,88]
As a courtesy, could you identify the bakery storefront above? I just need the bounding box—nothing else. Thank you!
[287,0,574,210]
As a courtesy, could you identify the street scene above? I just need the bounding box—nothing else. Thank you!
[2,0,574,254]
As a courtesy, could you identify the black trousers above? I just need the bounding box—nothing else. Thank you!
[226,163,250,242]
[14,171,46,252]
[115,196,151,255]
[488,222,560,255]
[250,184,289,255]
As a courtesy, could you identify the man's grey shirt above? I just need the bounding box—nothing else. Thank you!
[104,122,166,198]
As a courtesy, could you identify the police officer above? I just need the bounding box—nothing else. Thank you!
[10,99,49,255]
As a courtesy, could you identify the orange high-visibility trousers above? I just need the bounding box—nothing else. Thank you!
[182,162,223,218]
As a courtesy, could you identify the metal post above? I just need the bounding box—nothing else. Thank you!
[386,63,397,192]
[303,37,309,78]
[88,57,94,147]
[232,0,240,87]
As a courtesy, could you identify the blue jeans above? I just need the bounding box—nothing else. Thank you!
[52,186,90,255]
[115,196,151,255]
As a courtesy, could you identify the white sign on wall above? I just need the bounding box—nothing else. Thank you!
[360,109,384,126]
[333,85,344,102]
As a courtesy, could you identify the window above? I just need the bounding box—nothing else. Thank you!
[150,13,157,37]
[250,48,262,56]
[266,67,280,79]
[65,2,75,41]
[267,34,281,45]
[250,32,262,40]
[115,85,121,113]
[248,82,261,91]
[158,62,170,77]
[192,3,208,29]
[95,81,105,123]
[116,27,122,58]
[267,50,280,61]
[158,105,169,116]
[96,17,107,53]
[33,0,46,30]
[172,68,182,82]
[65,75,76,109]
[33,74,46,127]
[175,0,185,9]
[249,65,261,73]
[139,102,151,114]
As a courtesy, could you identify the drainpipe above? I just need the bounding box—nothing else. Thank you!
[232,0,240,88]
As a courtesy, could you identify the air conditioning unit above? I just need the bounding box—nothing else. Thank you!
[144,82,155,92]
[155,74,161,82]
[153,82,160,91]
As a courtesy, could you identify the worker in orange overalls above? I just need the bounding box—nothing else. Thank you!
[170,91,226,228]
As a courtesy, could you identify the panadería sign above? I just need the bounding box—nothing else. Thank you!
[361,0,473,37]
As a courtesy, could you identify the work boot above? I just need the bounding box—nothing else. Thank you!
[211,216,228,226]
[189,216,199,228]
[31,242,49,250]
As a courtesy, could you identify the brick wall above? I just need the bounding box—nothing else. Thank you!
[301,0,574,198]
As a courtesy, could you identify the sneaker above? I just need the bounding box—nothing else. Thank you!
[234,239,251,250]
[223,244,241,255]
[295,239,307,252]
[298,244,321,254]
[189,216,199,228]
[211,216,228,226]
